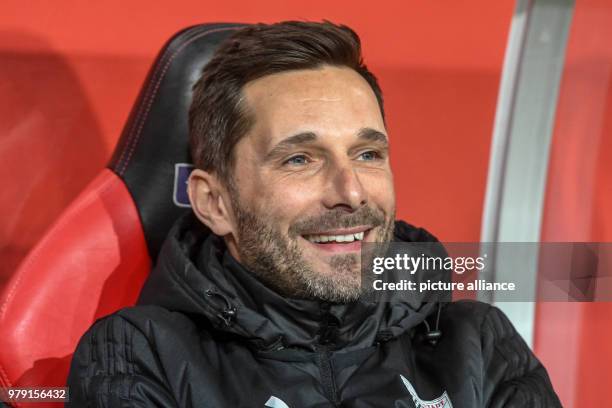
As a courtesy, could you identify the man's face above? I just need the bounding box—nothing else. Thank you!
[226,65,396,302]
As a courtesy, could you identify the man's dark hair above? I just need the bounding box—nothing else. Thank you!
[189,21,385,183]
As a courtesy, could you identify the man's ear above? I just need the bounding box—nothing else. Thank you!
[187,169,234,236]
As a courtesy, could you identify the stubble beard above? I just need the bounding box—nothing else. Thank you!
[228,187,395,303]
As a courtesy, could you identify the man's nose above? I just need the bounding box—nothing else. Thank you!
[322,162,368,211]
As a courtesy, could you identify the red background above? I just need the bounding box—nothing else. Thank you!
[537,0,612,406]
[0,0,512,285]
[3,0,611,406]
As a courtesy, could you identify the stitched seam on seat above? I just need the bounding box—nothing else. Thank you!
[0,172,122,395]
[117,25,240,176]
[111,25,192,172]
[0,172,117,321]
[0,25,240,395]
[0,364,13,401]
[112,26,210,173]
[113,86,152,176]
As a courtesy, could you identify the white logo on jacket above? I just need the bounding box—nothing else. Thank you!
[265,396,290,408]
[400,375,453,408]
[264,375,453,407]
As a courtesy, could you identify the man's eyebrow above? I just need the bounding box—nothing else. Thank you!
[264,131,318,160]
[264,128,388,161]
[357,128,388,145]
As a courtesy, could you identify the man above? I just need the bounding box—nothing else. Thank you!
[67,21,561,407]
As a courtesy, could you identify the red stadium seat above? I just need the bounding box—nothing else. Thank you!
[0,23,244,407]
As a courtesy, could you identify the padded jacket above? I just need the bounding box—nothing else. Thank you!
[67,214,562,407]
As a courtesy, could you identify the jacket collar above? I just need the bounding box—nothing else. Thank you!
[138,213,448,352]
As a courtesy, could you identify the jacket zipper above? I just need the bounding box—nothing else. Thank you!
[316,346,340,406]
[316,309,341,406]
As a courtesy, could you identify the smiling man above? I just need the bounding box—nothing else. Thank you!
[67,21,561,407]
[191,64,395,303]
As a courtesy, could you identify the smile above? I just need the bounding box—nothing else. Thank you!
[305,231,365,243]
[301,227,372,253]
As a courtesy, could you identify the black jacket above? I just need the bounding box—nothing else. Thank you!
[67,214,561,407]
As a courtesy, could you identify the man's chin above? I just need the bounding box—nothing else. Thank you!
[304,261,362,280]
[298,254,362,292]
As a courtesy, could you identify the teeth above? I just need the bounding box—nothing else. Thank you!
[307,231,366,243]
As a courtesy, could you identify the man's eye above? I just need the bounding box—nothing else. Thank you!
[358,151,380,161]
[284,155,310,166]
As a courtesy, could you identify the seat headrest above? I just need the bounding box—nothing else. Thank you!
[109,23,246,259]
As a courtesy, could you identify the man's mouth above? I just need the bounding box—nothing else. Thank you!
[301,227,371,253]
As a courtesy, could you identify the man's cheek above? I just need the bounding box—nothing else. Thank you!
[370,184,395,212]
[272,187,317,214]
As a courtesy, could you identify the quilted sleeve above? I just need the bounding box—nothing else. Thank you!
[481,306,562,408]
[66,314,178,408]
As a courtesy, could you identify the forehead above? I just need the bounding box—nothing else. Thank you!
[241,65,385,146]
